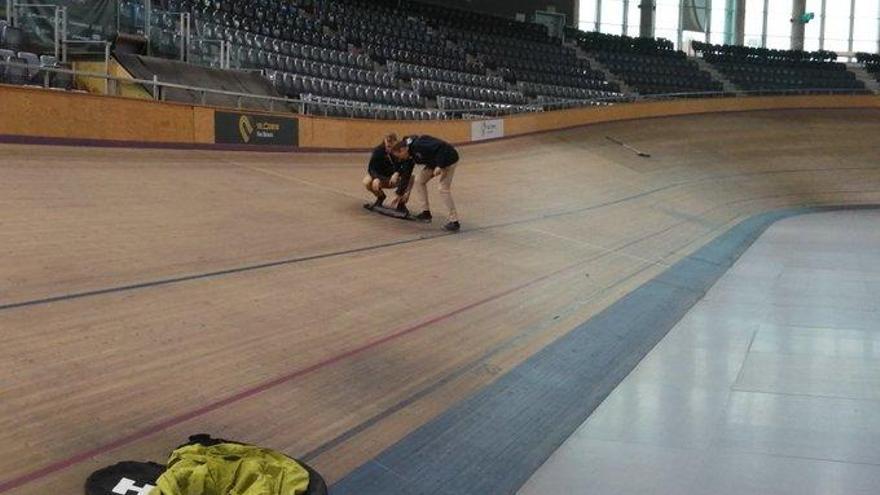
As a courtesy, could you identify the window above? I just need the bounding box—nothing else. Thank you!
[803,0,822,51]
[852,0,879,53]
[710,0,735,45]
[765,0,792,49]
[626,0,642,37]
[823,0,851,52]
[601,0,626,35]
[655,0,681,47]
[744,0,766,47]
[579,0,598,31]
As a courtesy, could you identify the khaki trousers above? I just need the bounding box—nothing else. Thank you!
[413,164,458,222]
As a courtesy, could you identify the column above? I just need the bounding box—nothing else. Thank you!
[791,0,806,50]
[639,0,655,38]
[761,0,769,47]
[734,0,746,44]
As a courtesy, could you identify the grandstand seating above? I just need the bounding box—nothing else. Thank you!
[3,0,869,118]
[856,52,880,83]
[694,42,865,93]
[571,31,723,95]
[165,0,622,117]
[0,18,72,89]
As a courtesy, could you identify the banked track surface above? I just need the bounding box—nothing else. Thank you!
[1,109,879,494]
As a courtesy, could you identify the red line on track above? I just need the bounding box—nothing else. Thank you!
[0,259,583,493]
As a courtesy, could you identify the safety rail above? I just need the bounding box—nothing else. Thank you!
[0,59,875,121]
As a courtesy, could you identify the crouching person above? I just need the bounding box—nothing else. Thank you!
[363,133,405,210]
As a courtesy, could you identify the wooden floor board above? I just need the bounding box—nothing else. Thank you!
[2,109,880,494]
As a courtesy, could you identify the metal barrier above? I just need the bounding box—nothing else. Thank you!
[0,58,875,121]
[10,2,63,58]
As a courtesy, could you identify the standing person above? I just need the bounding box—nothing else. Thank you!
[391,135,460,232]
[362,133,412,211]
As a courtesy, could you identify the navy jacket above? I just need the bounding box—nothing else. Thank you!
[405,135,459,169]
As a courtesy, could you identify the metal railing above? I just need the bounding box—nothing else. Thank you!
[0,59,875,121]
[10,2,63,58]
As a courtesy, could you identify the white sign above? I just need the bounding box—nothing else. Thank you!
[471,119,505,142]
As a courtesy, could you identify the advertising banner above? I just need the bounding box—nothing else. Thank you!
[471,119,504,141]
[215,111,298,146]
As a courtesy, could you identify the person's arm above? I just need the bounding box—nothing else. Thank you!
[395,159,415,196]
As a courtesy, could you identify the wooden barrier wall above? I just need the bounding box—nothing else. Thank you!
[1,83,878,150]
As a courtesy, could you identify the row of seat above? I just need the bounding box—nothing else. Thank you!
[339,23,436,47]
[578,37,721,95]
[618,75,722,95]
[387,61,507,90]
[407,1,548,42]
[170,0,313,17]
[535,95,614,110]
[519,82,621,102]
[597,50,692,68]
[343,28,463,60]
[693,41,839,63]
[199,11,324,42]
[572,30,675,54]
[715,72,864,91]
[448,29,571,56]
[857,53,880,81]
[436,95,537,117]
[365,43,485,74]
[411,79,528,105]
[266,70,423,107]
[201,24,371,69]
[471,45,580,68]
[300,94,443,120]
[705,59,863,91]
[604,63,713,81]
[327,4,434,45]
[196,9,346,51]
[435,20,611,101]
[321,1,419,34]
[0,49,72,88]
[242,49,395,88]
[503,68,616,92]
[493,57,604,81]
[704,56,857,80]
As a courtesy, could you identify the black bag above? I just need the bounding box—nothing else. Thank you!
[85,461,165,495]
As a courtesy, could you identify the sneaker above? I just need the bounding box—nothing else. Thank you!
[372,192,387,209]
[395,203,410,216]
[443,221,461,232]
[414,210,432,222]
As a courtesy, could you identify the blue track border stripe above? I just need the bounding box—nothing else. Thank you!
[331,205,877,495]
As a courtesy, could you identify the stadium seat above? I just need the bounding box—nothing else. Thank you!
[693,42,865,93]
[0,23,23,51]
[17,51,41,84]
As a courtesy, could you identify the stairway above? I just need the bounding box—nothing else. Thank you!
[567,42,636,97]
[692,56,742,95]
[846,64,880,94]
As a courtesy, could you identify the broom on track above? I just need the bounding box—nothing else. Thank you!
[605,136,651,157]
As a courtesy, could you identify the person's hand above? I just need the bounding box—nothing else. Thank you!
[433,167,443,178]
[390,173,400,186]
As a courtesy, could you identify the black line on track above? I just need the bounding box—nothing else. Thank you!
[2,165,877,312]
[0,233,448,312]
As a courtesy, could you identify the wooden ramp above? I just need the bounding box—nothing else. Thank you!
[2,109,880,494]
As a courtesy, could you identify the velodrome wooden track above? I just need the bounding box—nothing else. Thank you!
[2,108,880,494]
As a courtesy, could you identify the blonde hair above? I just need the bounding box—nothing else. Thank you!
[384,133,399,146]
